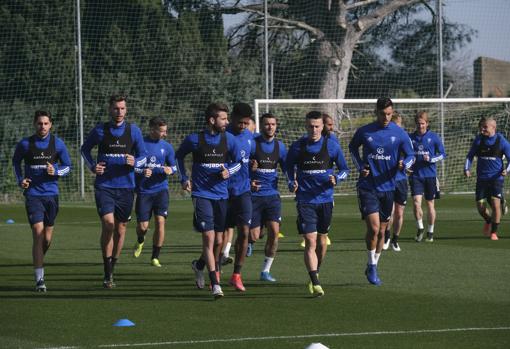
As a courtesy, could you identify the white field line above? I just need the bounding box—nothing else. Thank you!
[37,326,510,349]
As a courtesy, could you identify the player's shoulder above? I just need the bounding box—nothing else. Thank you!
[53,135,67,147]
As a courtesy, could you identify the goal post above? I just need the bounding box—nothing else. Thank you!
[254,98,510,195]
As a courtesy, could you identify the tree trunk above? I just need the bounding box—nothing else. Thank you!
[316,29,361,121]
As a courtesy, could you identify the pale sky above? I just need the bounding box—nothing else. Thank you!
[445,0,510,62]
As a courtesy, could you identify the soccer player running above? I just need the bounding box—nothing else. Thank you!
[81,94,147,288]
[465,116,510,241]
[349,98,414,286]
[224,102,255,292]
[409,112,446,243]
[249,112,287,282]
[133,117,177,267]
[12,110,72,292]
[383,111,409,252]
[286,111,349,297]
[175,102,240,299]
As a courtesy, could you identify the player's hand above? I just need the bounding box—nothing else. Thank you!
[398,160,404,171]
[182,180,192,192]
[163,166,173,175]
[289,180,298,193]
[464,170,471,178]
[95,162,106,175]
[21,178,31,189]
[251,180,261,192]
[329,175,337,186]
[405,168,413,176]
[219,164,229,180]
[502,169,507,177]
[423,154,430,162]
[143,168,152,178]
[250,159,258,172]
[46,162,55,176]
[125,154,135,166]
[361,164,370,177]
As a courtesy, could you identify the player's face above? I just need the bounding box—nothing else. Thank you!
[34,116,52,138]
[480,120,496,137]
[306,118,324,142]
[262,117,277,138]
[416,118,428,135]
[393,116,402,127]
[212,111,229,133]
[324,117,334,133]
[236,117,252,133]
[377,106,393,127]
[248,119,256,133]
[109,100,127,125]
[150,125,167,140]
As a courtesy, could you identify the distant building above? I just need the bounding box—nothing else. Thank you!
[474,57,510,97]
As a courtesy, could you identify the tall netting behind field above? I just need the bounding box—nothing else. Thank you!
[255,99,510,195]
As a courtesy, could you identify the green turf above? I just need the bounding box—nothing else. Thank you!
[1,195,509,349]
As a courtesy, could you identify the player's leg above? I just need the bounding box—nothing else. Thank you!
[391,203,405,251]
[260,220,279,282]
[151,215,165,266]
[219,227,234,265]
[384,203,395,250]
[410,177,425,241]
[475,180,492,237]
[488,179,504,240]
[364,212,382,286]
[230,192,251,291]
[150,190,169,266]
[425,199,436,242]
[109,189,134,283]
[133,193,151,258]
[315,202,333,273]
[31,221,46,292]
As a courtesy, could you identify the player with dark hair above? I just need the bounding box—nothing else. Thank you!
[286,111,349,297]
[81,93,147,289]
[224,102,255,292]
[13,110,72,292]
[409,111,446,242]
[133,117,177,267]
[249,112,287,282]
[349,97,414,286]
[465,117,510,241]
[175,102,241,299]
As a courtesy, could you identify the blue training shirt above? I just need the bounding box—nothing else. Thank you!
[227,128,254,196]
[409,130,446,178]
[349,121,414,192]
[286,135,349,204]
[175,130,241,200]
[81,120,147,189]
[249,135,287,197]
[135,136,177,194]
[465,132,510,180]
[12,133,72,196]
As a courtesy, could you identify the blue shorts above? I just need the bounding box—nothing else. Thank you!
[95,187,134,223]
[226,191,253,228]
[250,195,282,228]
[296,202,333,235]
[476,179,504,202]
[192,197,228,233]
[25,195,59,226]
[357,187,394,222]
[410,177,439,201]
[394,179,408,206]
[135,190,169,222]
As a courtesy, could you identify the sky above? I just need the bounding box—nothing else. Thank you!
[445,0,510,62]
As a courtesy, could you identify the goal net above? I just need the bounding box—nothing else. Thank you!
[254,98,510,195]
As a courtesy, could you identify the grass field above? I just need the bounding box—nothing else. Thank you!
[1,195,509,349]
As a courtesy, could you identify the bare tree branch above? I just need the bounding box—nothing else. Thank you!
[355,0,425,32]
[345,0,380,10]
[225,6,325,39]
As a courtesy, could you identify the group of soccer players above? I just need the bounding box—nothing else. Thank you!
[13,95,510,298]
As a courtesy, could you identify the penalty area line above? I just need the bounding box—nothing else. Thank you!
[93,326,510,348]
